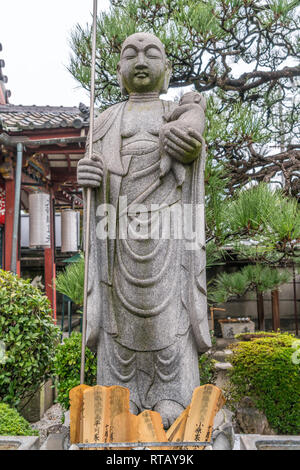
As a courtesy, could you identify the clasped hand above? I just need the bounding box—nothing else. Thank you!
[161,124,202,164]
[77,153,103,188]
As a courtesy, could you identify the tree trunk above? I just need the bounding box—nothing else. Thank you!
[271,289,280,332]
[256,288,265,331]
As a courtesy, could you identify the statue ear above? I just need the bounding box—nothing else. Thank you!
[117,62,129,96]
[160,60,172,94]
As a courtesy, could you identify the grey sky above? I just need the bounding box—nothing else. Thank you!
[2,1,296,109]
[1,0,110,107]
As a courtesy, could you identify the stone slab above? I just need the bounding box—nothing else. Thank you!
[219,321,255,339]
[240,434,300,450]
[0,435,40,450]
[40,432,69,450]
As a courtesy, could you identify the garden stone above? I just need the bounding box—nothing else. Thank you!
[215,338,238,350]
[208,408,235,450]
[214,362,233,390]
[219,320,255,339]
[235,397,275,435]
[64,410,70,428]
[31,403,65,446]
[40,430,69,451]
[78,32,211,429]
[212,349,233,362]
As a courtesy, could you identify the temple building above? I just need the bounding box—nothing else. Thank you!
[0,42,88,321]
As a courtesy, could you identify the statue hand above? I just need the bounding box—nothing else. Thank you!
[77,153,103,188]
[163,126,202,164]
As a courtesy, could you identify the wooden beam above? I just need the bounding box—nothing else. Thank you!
[4,179,14,271]
[66,154,71,172]
[36,148,85,154]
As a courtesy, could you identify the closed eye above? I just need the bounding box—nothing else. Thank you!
[145,47,162,59]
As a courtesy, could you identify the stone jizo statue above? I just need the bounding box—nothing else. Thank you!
[77,32,211,428]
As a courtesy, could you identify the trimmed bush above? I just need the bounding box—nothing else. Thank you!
[228,332,300,435]
[0,270,60,408]
[0,403,38,436]
[53,332,97,409]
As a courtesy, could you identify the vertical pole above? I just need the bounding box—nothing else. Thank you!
[61,296,65,341]
[68,300,72,337]
[44,191,56,322]
[11,143,23,274]
[4,179,14,271]
[80,0,98,385]
[271,289,280,331]
[292,262,299,336]
[256,288,265,331]
[0,226,3,268]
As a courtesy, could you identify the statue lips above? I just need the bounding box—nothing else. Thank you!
[135,72,149,78]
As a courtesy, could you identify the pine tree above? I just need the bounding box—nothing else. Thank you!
[67,2,300,330]
[69,0,300,196]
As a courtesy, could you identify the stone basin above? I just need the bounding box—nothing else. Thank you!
[0,442,20,450]
[257,440,300,450]
[240,434,300,450]
[0,436,39,450]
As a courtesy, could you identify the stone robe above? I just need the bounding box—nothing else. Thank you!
[83,99,211,411]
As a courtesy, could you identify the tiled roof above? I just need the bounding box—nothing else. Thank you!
[0,103,89,132]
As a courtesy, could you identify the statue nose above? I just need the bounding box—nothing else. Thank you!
[135,53,147,69]
[135,62,147,69]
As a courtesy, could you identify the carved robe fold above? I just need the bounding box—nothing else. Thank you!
[83,99,211,411]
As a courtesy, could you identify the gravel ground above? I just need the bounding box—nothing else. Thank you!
[31,404,65,446]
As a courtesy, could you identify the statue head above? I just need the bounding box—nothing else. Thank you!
[179,91,207,111]
[117,32,172,96]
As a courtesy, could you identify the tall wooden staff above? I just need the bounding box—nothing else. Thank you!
[80,0,98,384]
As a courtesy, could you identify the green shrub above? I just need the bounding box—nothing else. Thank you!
[53,332,97,409]
[199,353,216,385]
[0,403,39,436]
[227,332,300,435]
[56,255,84,306]
[0,270,60,408]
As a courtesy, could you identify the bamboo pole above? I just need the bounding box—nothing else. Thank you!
[80,0,98,385]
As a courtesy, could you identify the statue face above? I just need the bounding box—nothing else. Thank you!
[118,34,168,94]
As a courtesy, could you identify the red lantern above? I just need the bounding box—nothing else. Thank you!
[0,185,5,225]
